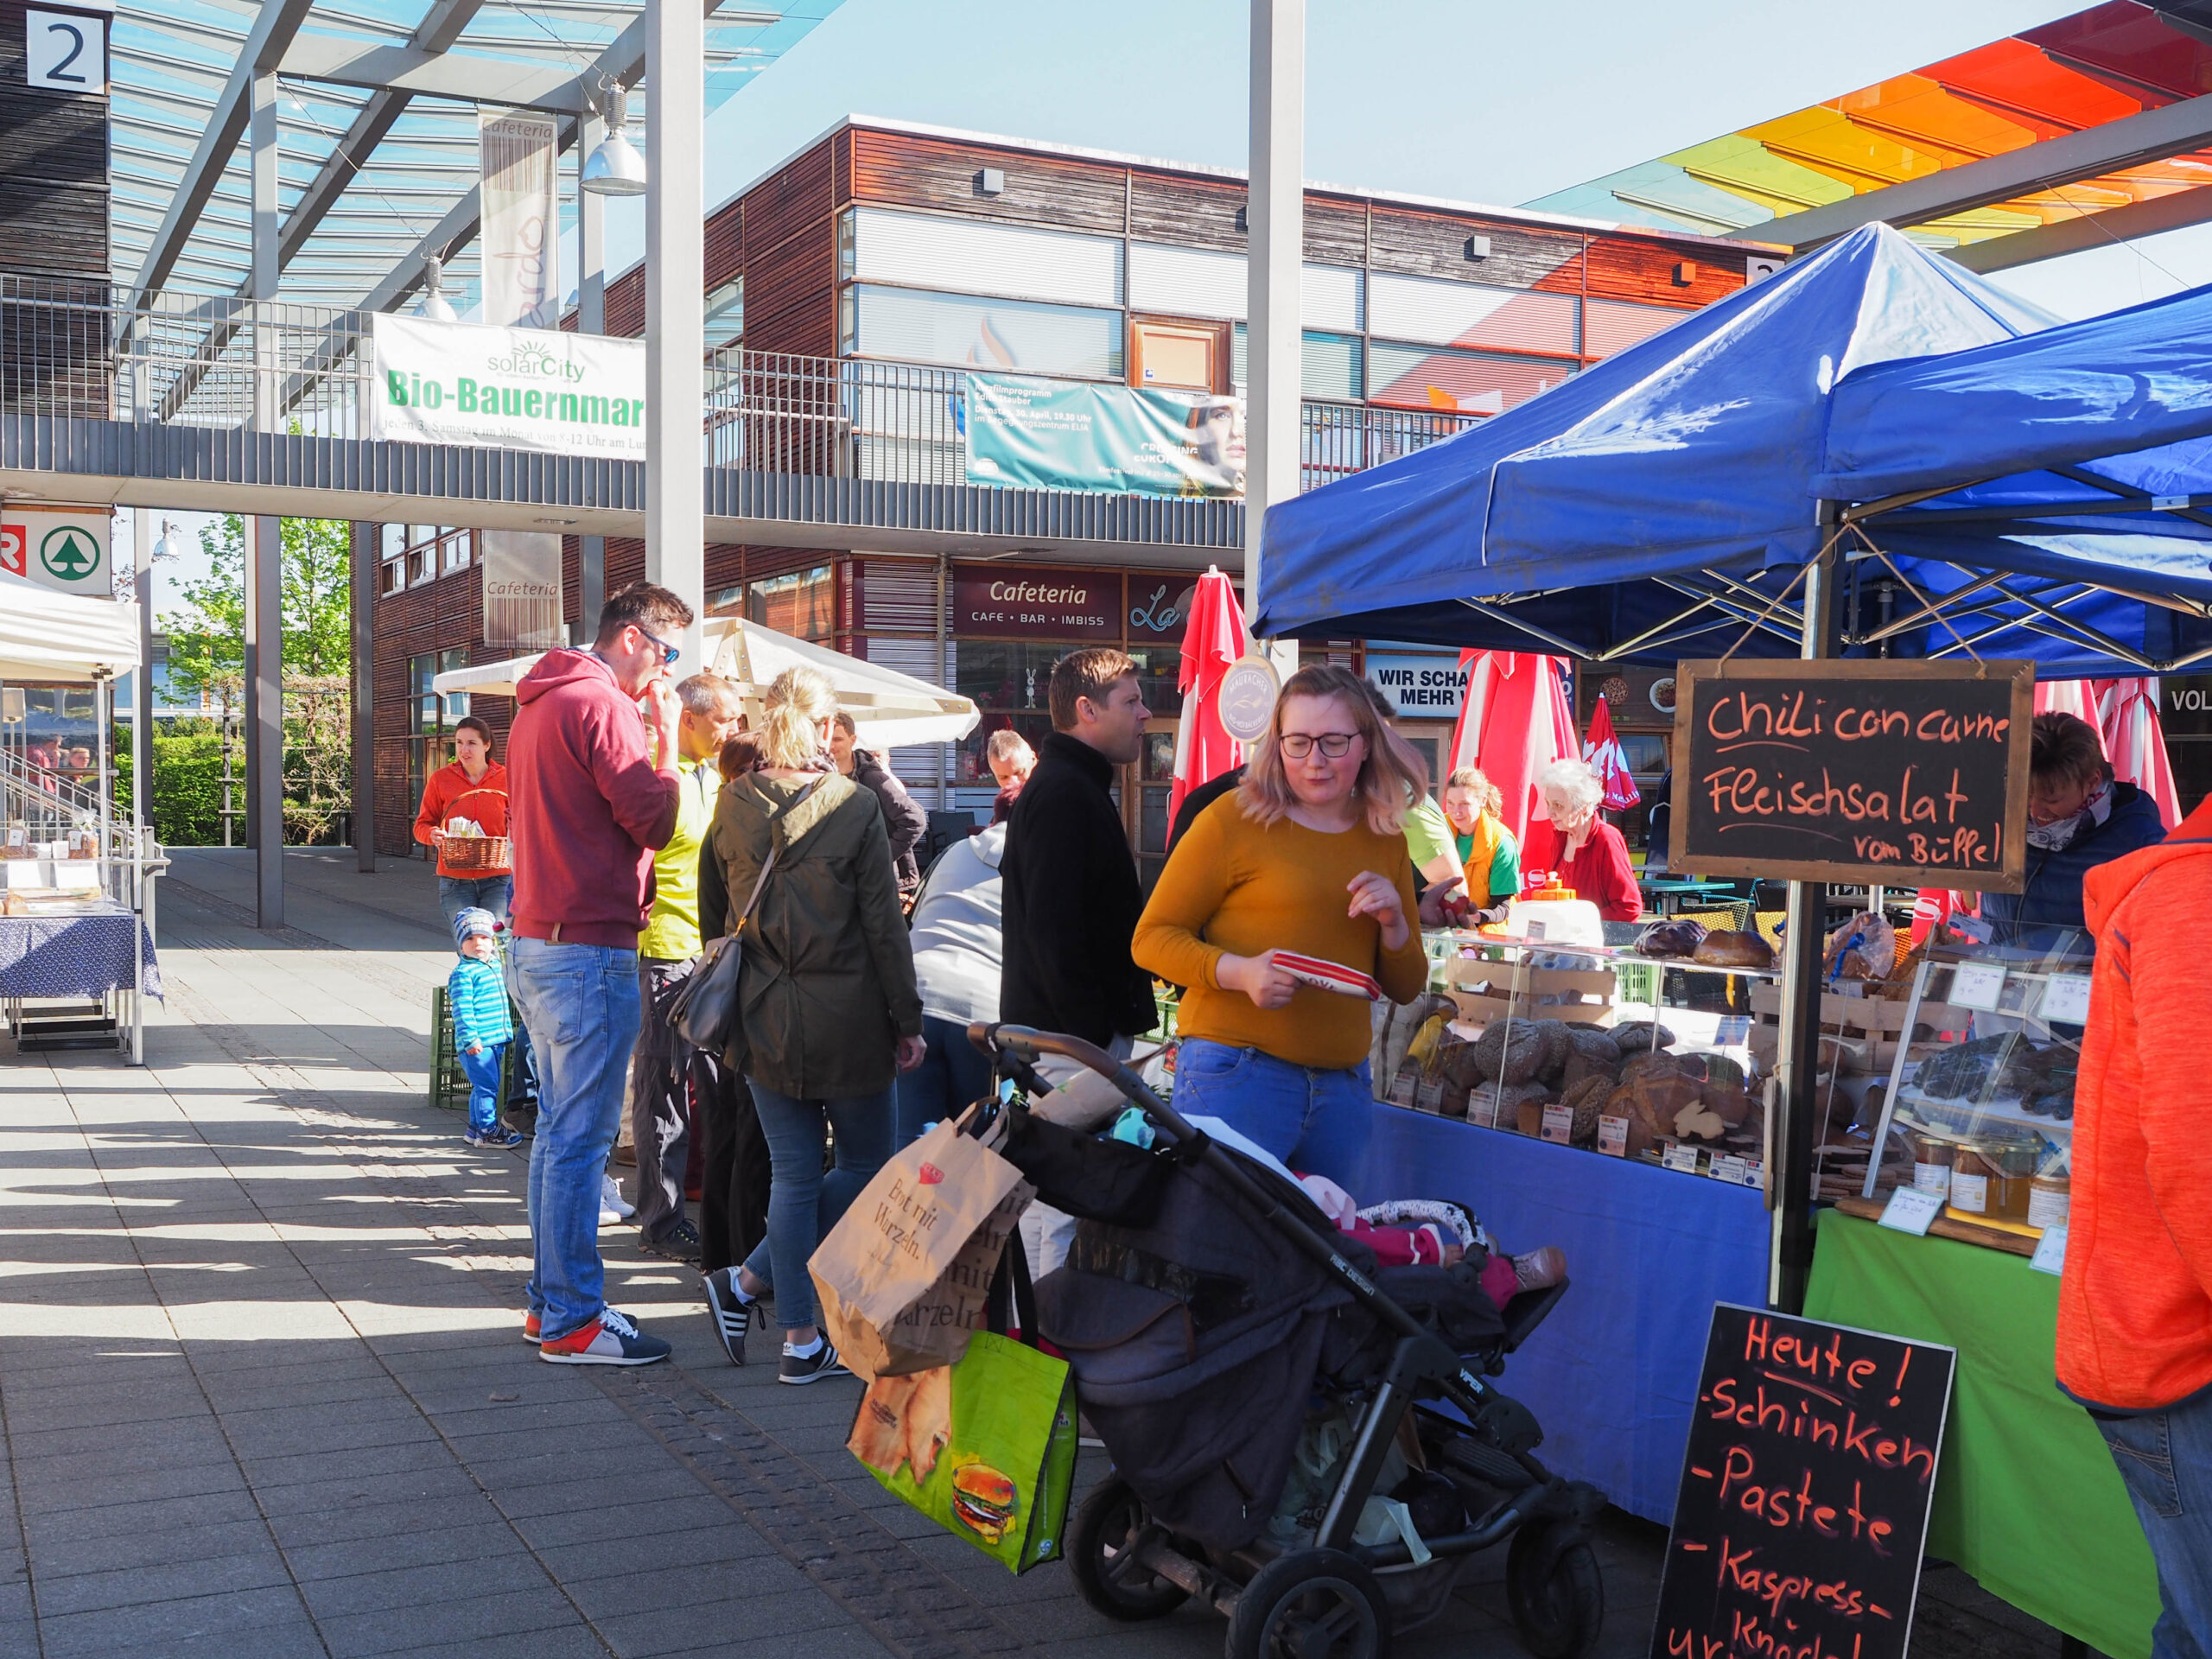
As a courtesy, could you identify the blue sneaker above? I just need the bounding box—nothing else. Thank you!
[465,1125,524,1149]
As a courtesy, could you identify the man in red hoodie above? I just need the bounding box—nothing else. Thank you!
[2060,789,2208,1656]
[508,582,689,1365]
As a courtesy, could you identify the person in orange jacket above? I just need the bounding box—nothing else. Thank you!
[2060,789,2210,1656]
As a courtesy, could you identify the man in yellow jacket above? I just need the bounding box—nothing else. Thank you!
[627,673,745,1262]
[2061,788,2209,1655]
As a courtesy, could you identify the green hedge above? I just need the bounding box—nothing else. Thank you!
[114,721,348,846]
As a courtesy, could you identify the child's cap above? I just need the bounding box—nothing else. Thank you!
[452,906,502,948]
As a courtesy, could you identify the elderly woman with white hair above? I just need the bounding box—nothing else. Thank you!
[1520,757,1642,922]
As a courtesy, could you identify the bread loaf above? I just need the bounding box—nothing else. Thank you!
[1692,931,1774,969]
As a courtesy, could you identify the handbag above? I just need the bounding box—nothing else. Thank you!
[667,776,822,1052]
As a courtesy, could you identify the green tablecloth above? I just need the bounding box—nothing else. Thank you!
[1805,1210,2159,1659]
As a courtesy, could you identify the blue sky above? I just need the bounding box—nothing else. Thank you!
[140,0,2212,606]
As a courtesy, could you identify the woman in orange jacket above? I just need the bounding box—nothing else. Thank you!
[2060,789,2208,1655]
[414,715,514,927]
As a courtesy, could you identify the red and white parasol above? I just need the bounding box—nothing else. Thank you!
[1442,652,1577,846]
[2097,677,2182,830]
[1582,695,1642,812]
[1166,566,1249,823]
[2034,677,2103,734]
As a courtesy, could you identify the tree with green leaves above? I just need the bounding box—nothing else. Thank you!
[159,516,351,711]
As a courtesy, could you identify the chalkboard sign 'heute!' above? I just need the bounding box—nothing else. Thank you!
[1669,659,2033,891]
[1651,1306,1956,1659]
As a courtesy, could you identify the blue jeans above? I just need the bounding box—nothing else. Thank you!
[457,1041,508,1135]
[741,1080,895,1331]
[893,1014,999,1150]
[440,874,538,1110]
[1171,1038,1373,1181]
[2094,1390,2212,1659]
[511,938,640,1342]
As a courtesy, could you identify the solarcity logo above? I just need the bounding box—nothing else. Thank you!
[40,524,100,582]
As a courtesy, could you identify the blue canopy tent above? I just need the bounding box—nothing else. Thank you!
[1255,223,2212,676]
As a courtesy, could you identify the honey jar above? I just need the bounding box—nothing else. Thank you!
[2028,1175,2071,1231]
[1950,1141,2037,1221]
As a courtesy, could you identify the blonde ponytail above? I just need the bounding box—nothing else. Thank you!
[759,665,836,768]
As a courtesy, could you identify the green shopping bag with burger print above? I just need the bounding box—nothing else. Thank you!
[845,1248,1077,1573]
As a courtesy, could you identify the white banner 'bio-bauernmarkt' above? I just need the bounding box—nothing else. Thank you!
[370,315,645,458]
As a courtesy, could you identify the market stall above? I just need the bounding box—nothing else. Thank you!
[1257,224,2212,1655]
[0,577,163,1062]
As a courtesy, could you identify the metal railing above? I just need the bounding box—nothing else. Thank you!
[1,276,1484,493]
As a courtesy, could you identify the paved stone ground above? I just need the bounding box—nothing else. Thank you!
[0,848,2089,1658]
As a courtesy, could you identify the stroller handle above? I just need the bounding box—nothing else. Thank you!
[966,1021,1213,1149]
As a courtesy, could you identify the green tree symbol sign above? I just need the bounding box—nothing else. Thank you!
[39,525,101,583]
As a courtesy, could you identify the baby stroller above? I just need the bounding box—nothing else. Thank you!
[969,1022,1606,1659]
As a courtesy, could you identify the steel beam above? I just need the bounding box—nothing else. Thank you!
[579,114,607,642]
[277,35,590,114]
[1246,0,1303,662]
[250,71,284,927]
[1722,90,2212,251]
[1945,181,2212,272]
[120,0,315,323]
[645,0,706,656]
[351,520,376,873]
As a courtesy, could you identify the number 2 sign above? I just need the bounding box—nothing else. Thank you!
[28,10,106,95]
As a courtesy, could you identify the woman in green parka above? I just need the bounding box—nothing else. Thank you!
[701,664,924,1384]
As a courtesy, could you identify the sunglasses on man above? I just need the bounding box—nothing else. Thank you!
[635,626,681,666]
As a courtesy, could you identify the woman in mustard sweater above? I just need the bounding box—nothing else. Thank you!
[1134,664,1430,1173]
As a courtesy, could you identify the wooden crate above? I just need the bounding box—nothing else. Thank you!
[1745,983,1968,1072]
[1447,956,1618,1028]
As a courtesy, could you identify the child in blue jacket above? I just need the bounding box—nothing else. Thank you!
[450,908,523,1149]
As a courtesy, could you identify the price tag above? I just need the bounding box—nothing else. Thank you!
[1879,1185,1945,1236]
[1715,1014,1751,1045]
[2030,1223,2069,1277]
[1540,1104,1574,1146]
[1742,1158,1765,1192]
[1663,1144,1703,1175]
[2042,973,2092,1027]
[1949,962,2008,1012]
[1713,1154,1750,1185]
[1597,1115,1629,1157]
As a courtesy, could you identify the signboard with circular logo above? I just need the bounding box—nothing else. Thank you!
[0,508,112,595]
[1217,655,1281,743]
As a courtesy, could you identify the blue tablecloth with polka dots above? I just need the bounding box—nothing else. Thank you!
[0,909,162,1001]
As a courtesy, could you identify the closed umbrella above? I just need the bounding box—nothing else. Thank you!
[1166,566,1249,823]
[1445,653,1576,848]
[2098,677,2182,830]
[2034,677,2103,735]
[1582,696,1642,812]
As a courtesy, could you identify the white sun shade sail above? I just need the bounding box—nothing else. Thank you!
[0,579,143,683]
[433,617,979,749]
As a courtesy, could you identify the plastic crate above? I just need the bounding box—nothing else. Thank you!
[429,985,516,1112]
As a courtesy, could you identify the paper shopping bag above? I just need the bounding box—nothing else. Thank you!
[847,1332,1079,1573]
[808,1114,1032,1381]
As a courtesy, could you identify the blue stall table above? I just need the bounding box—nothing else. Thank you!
[1319,1101,1769,1524]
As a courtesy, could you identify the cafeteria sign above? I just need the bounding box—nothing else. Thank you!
[370,315,646,459]
[965,374,1244,498]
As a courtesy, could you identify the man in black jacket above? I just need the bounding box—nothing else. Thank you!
[1001,647,1154,1271]
[831,712,929,900]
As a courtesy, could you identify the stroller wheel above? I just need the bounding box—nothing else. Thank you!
[1069,1477,1191,1622]
[1506,1520,1604,1659]
[1224,1547,1390,1659]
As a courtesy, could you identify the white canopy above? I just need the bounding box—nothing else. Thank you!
[434,616,979,749]
[0,577,141,683]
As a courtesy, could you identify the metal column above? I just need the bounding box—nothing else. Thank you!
[578,112,607,642]
[1770,531,1840,1312]
[643,3,703,661]
[350,522,376,873]
[1245,0,1304,665]
[130,357,156,842]
[246,69,284,926]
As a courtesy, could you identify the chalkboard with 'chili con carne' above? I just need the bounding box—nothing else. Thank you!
[1649,1304,1955,1659]
[1668,658,2032,890]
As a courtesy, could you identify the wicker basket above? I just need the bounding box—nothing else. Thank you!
[440,785,512,874]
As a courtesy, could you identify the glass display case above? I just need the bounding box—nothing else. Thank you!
[1859,931,2092,1237]
[1376,929,1780,1190]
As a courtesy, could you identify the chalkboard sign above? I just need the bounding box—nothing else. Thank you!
[1669,658,2031,889]
[1650,1304,1955,1659]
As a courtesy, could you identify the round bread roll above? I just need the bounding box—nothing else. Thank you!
[1567,1026,1621,1065]
[1615,1023,1677,1054]
[1562,1074,1613,1145]
[1692,930,1775,969]
[1620,1050,1686,1086]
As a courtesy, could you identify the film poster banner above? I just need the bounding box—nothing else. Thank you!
[1,507,113,596]
[964,373,1244,498]
[479,111,559,329]
[1650,1304,1955,1659]
[371,315,646,459]
[480,531,564,652]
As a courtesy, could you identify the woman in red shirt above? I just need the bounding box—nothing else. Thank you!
[1519,757,1642,922]
[413,715,514,927]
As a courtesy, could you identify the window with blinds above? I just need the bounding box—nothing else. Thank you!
[856,563,941,634]
[1228,327,1363,402]
[1125,246,1365,333]
[847,285,1123,380]
[1583,297,1688,359]
[1367,341,1578,415]
[1368,270,1580,356]
[843,207,1123,308]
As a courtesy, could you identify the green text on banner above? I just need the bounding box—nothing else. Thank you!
[371,315,646,459]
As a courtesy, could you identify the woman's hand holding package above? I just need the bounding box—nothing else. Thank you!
[1345,869,1409,951]
[1217,949,1301,1009]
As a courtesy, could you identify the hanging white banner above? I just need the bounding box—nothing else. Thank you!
[481,531,565,652]
[370,315,646,458]
[480,110,559,329]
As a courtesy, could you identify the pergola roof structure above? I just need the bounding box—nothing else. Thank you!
[1529,0,2212,272]
[110,0,840,316]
